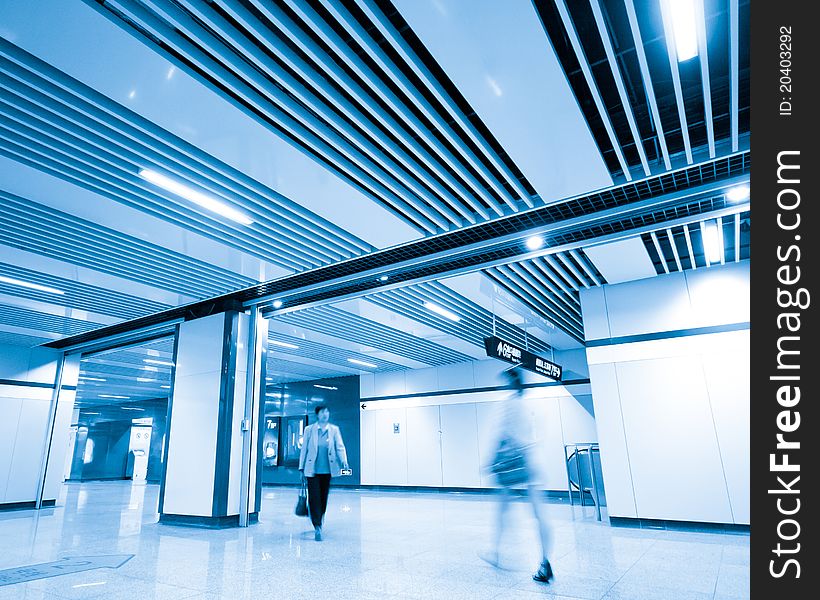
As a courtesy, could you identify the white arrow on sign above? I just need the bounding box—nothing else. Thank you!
[0,555,134,587]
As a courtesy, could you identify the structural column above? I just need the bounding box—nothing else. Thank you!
[159,308,267,527]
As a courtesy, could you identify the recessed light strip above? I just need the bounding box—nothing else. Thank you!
[347,358,377,369]
[139,169,254,225]
[423,302,461,322]
[0,275,64,295]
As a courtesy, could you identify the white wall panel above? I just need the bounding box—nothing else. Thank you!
[374,408,408,486]
[687,262,750,327]
[529,397,567,490]
[701,336,751,524]
[476,401,501,487]
[0,397,23,503]
[436,362,475,391]
[579,286,611,341]
[587,363,637,517]
[559,395,597,444]
[359,374,375,399]
[404,367,439,396]
[405,406,443,487]
[360,409,376,485]
[616,357,733,523]
[439,403,481,487]
[373,371,407,398]
[5,399,50,503]
[472,359,508,389]
[604,272,694,338]
[174,314,226,379]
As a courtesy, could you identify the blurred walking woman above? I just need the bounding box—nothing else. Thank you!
[485,367,554,583]
[299,405,349,541]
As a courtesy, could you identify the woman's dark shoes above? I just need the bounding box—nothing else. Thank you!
[314,526,323,541]
[532,559,553,583]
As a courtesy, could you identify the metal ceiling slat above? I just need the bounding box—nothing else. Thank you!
[178,0,471,228]
[0,122,315,273]
[524,260,581,308]
[358,0,537,208]
[123,0,452,233]
[103,0,439,234]
[649,231,670,274]
[623,0,671,171]
[553,253,589,289]
[734,213,741,262]
[404,282,552,352]
[310,0,519,213]
[683,223,697,269]
[589,0,650,176]
[717,216,726,265]
[268,332,403,371]
[0,305,104,336]
[569,249,603,286]
[0,86,333,268]
[216,0,490,224]
[0,191,252,297]
[658,0,694,164]
[543,255,583,291]
[553,0,631,180]
[488,267,584,341]
[730,0,740,152]
[666,229,683,271]
[694,0,716,158]
[699,221,712,268]
[375,289,482,346]
[505,263,583,329]
[0,38,369,258]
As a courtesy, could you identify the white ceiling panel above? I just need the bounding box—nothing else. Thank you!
[0,0,421,249]
[392,0,612,203]
[584,237,658,285]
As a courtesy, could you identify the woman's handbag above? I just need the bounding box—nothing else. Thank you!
[295,478,309,517]
[490,437,530,487]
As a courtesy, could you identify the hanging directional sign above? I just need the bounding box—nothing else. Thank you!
[484,336,562,381]
[0,555,134,587]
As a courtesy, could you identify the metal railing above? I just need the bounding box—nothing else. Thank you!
[564,442,605,521]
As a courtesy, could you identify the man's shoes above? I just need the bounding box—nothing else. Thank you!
[533,559,553,583]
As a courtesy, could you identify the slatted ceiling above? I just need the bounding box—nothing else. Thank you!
[533,0,750,178]
[0,331,52,347]
[0,304,104,336]
[642,211,750,274]
[0,191,254,298]
[86,0,545,235]
[265,357,351,384]
[0,38,371,268]
[278,305,472,366]
[0,262,171,320]
[366,281,553,354]
[268,332,403,372]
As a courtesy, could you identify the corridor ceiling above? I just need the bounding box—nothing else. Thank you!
[0,0,750,394]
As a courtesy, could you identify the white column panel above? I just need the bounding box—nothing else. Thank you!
[701,335,750,524]
[43,388,77,500]
[616,357,734,523]
[227,313,250,516]
[360,409,376,485]
[587,363,637,517]
[405,406,443,487]
[559,395,598,444]
[373,371,407,398]
[686,262,750,326]
[0,397,23,503]
[439,403,481,487]
[579,286,611,341]
[404,367,439,396]
[5,399,50,503]
[374,408,408,485]
[436,363,475,391]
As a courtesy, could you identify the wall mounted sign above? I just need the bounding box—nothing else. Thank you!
[484,336,562,381]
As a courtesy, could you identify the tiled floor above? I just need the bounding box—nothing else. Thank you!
[0,482,749,599]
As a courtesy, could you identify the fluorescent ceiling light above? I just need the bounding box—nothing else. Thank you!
[314,384,338,390]
[139,169,254,225]
[702,221,722,264]
[144,359,174,367]
[161,385,170,389]
[136,377,157,383]
[525,236,544,251]
[84,412,100,416]
[121,407,144,411]
[99,394,129,399]
[269,340,299,349]
[423,302,461,322]
[266,392,289,398]
[666,0,698,61]
[79,376,106,382]
[141,366,158,372]
[272,299,283,309]
[348,358,377,369]
[379,275,389,282]
[0,275,64,295]
[726,185,750,202]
